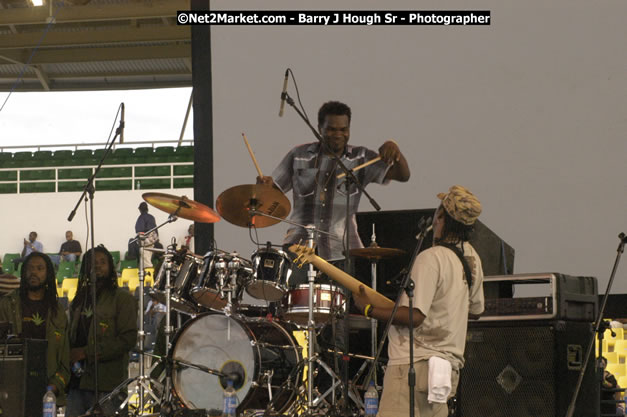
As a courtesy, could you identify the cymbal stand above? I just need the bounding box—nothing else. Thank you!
[368,224,379,386]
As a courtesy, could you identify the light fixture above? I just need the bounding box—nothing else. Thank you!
[29,0,45,6]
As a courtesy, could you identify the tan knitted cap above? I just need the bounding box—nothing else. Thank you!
[437,185,482,225]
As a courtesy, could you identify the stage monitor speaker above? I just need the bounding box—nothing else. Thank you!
[0,338,48,417]
[459,320,598,417]
[355,209,515,299]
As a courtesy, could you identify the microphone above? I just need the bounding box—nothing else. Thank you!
[119,102,125,143]
[278,69,289,117]
[416,225,433,240]
[415,217,432,239]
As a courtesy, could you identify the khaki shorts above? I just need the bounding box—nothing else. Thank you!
[378,361,459,417]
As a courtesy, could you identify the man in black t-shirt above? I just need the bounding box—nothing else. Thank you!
[52,230,82,267]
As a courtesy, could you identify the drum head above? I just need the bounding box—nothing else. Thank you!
[170,314,255,412]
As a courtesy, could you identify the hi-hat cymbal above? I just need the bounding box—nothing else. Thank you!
[349,246,406,260]
[216,184,290,228]
[143,192,220,223]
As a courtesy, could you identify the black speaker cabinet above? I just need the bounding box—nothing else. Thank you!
[0,339,47,417]
[459,321,598,417]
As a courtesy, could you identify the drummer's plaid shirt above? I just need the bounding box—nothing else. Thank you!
[272,142,390,261]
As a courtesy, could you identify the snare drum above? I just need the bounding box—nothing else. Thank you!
[169,313,301,414]
[150,253,203,314]
[190,251,252,311]
[246,248,292,301]
[282,284,346,326]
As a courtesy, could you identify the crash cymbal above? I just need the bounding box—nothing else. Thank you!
[349,246,406,260]
[142,192,220,223]
[216,184,290,228]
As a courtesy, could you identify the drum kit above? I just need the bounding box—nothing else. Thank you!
[116,136,407,417]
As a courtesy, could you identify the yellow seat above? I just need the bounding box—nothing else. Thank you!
[67,287,77,301]
[61,277,79,295]
[120,268,139,287]
[618,376,627,389]
[606,328,625,341]
[605,352,620,364]
[144,268,155,287]
[607,363,626,377]
[57,286,64,298]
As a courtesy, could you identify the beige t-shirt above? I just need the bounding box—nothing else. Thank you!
[387,242,484,370]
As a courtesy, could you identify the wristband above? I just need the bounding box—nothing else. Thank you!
[364,304,373,318]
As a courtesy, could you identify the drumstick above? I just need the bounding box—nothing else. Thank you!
[242,132,264,178]
[336,156,382,179]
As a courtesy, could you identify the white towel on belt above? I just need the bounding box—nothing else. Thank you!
[427,356,452,404]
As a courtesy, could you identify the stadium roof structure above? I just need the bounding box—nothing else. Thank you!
[0,0,192,92]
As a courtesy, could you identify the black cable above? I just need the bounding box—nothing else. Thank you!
[288,69,310,124]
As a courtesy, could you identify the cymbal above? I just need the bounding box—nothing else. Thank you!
[142,192,220,223]
[349,246,406,260]
[216,184,290,228]
[144,247,165,253]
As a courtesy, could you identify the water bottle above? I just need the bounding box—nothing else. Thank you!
[364,380,378,417]
[223,379,237,417]
[43,385,56,417]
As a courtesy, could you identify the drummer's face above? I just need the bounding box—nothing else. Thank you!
[319,114,350,156]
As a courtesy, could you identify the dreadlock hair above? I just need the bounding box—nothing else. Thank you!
[317,101,352,127]
[434,204,475,247]
[19,252,58,315]
[71,245,118,311]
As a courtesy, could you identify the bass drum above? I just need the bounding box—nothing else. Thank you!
[170,313,301,414]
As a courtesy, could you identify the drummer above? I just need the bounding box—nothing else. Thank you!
[257,100,410,267]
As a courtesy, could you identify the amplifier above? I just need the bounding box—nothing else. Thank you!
[0,338,47,417]
[479,273,597,321]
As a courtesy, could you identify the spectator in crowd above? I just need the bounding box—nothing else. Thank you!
[0,252,71,406]
[66,246,138,417]
[600,356,626,416]
[51,230,83,266]
[179,223,194,253]
[12,231,43,267]
[135,202,158,267]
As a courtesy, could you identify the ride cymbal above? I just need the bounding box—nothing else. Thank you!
[216,184,290,228]
[142,192,220,223]
[348,246,406,260]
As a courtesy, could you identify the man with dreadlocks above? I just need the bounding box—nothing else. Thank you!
[66,246,138,417]
[0,252,71,406]
[354,185,485,417]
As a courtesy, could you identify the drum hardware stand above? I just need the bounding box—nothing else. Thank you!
[364,217,431,417]
[92,216,179,416]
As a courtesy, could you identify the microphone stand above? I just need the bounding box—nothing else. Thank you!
[283,91,382,415]
[364,217,431,417]
[66,103,124,406]
[565,232,627,417]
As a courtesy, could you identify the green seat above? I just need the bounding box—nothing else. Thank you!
[2,253,20,274]
[53,150,75,165]
[0,170,17,181]
[110,251,121,269]
[33,151,55,166]
[96,167,131,178]
[154,146,176,162]
[136,178,171,190]
[0,183,17,194]
[73,149,95,166]
[58,181,86,192]
[20,182,55,193]
[133,147,155,162]
[119,259,138,272]
[58,168,92,179]
[134,166,155,177]
[96,179,132,191]
[12,151,35,167]
[20,169,55,180]
[174,177,193,188]
[173,164,194,176]
[106,148,134,165]
[175,146,194,162]
[56,261,77,283]
[153,166,171,176]
[0,152,13,162]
